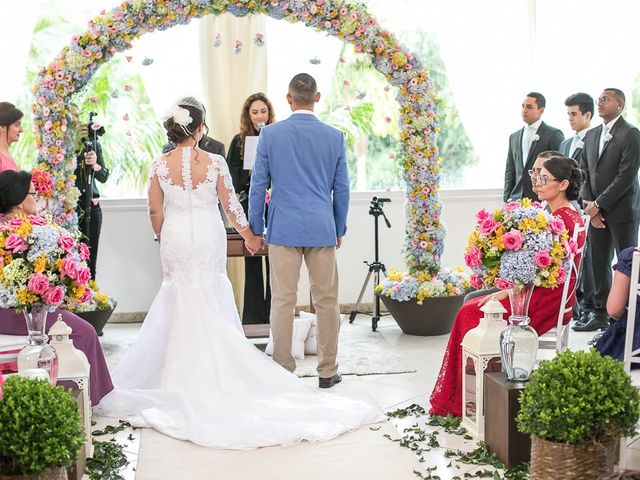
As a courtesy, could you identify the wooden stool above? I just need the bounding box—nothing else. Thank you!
[483,372,531,468]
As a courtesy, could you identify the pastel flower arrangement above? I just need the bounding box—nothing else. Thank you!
[0,214,94,313]
[465,199,574,291]
[75,280,114,313]
[33,0,448,299]
[376,267,471,305]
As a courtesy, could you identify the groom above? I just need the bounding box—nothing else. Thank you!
[248,73,349,388]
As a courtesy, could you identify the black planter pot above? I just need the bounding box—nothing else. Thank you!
[380,294,464,336]
[75,302,117,336]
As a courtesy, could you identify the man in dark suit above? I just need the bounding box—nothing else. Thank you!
[559,93,597,327]
[504,92,564,202]
[574,88,640,331]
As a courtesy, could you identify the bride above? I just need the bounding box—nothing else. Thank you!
[95,97,384,449]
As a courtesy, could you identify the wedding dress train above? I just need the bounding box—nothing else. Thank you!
[95,148,384,448]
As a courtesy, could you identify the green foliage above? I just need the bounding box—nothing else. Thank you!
[0,376,84,475]
[517,348,640,445]
[12,12,164,196]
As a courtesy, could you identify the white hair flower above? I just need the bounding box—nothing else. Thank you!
[162,104,192,127]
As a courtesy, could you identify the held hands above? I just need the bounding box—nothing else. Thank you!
[584,201,605,229]
[244,233,265,256]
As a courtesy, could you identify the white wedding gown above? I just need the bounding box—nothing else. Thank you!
[95,147,384,448]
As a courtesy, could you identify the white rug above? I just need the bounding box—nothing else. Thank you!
[100,320,416,378]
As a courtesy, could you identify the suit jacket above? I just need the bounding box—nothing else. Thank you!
[504,121,564,201]
[162,135,226,157]
[248,113,349,247]
[560,135,584,160]
[226,134,252,208]
[579,117,640,223]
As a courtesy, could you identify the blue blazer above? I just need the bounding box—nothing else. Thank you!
[248,112,349,247]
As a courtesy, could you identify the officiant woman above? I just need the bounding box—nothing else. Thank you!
[0,170,113,404]
[226,93,275,324]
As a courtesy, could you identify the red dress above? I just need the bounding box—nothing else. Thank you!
[429,207,585,417]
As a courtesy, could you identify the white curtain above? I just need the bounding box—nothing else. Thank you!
[199,13,268,312]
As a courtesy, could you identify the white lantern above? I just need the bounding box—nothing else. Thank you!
[49,315,93,457]
[461,296,507,438]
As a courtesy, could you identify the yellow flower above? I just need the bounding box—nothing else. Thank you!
[521,198,532,208]
[518,218,537,232]
[33,255,47,273]
[16,288,38,305]
[387,268,404,282]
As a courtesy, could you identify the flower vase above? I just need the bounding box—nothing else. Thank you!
[500,283,538,381]
[17,304,58,384]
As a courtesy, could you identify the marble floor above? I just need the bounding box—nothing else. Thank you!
[90,315,640,479]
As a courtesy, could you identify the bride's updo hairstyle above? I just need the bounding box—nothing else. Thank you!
[542,155,585,201]
[0,170,31,214]
[163,97,205,144]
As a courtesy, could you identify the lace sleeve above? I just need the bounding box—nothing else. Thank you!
[147,158,165,238]
[213,156,250,232]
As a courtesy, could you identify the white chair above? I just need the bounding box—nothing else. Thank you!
[538,216,589,352]
[623,250,640,372]
[619,250,640,468]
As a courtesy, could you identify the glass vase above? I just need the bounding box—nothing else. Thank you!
[17,303,58,384]
[500,283,538,381]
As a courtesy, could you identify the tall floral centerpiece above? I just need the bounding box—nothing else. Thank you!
[0,214,94,382]
[465,198,573,380]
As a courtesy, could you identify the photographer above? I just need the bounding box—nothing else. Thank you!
[70,104,109,280]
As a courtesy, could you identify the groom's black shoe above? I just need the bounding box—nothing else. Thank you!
[572,312,609,332]
[319,374,342,389]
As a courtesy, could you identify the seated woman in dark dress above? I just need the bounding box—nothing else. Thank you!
[0,170,113,404]
[594,247,640,365]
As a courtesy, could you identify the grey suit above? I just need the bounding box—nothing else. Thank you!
[559,136,584,160]
[504,121,564,201]
[579,116,640,312]
[560,133,595,314]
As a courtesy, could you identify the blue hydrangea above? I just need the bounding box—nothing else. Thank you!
[499,250,537,284]
[27,225,61,262]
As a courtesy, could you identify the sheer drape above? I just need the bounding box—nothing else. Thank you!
[199,13,268,311]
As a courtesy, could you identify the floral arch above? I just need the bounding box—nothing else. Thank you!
[33,0,443,277]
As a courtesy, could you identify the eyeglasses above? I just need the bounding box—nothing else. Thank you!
[27,192,37,197]
[527,169,541,178]
[538,175,560,186]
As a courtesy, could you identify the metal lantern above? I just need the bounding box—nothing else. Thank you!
[49,315,93,457]
[461,295,507,438]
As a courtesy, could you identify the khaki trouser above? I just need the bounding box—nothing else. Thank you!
[268,245,340,378]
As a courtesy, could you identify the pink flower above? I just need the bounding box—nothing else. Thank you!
[58,234,75,253]
[475,209,490,222]
[60,259,79,280]
[76,267,91,285]
[470,274,484,289]
[495,278,512,290]
[503,201,520,212]
[27,273,49,295]
[343,79,350,87]
[557,266,567,284]
[503,230,525,251]
[478,217,499,235]
[80,288,92,303]
[548,217,566,235]
[464,246,482,268]
[79,242,90,261]
[43,285,64,306]
[5,234,28,253]
[27,215,47,226]
[534,250,553,268]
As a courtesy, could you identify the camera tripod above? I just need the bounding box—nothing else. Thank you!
[349,197,391,331]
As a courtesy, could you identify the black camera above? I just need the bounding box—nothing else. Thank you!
[371,197,391,207]
[87,112,106,138]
